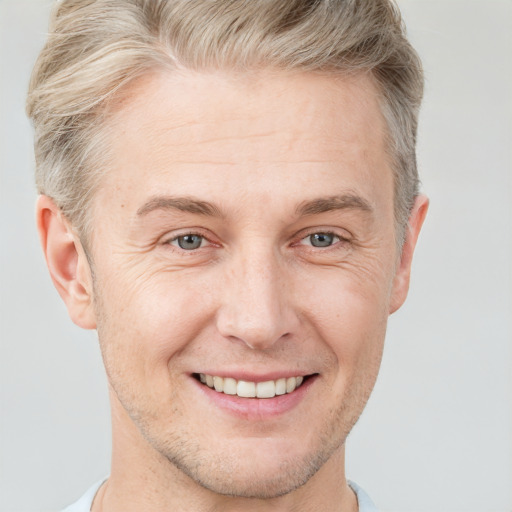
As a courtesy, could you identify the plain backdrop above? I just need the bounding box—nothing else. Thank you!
[1,1,511,511]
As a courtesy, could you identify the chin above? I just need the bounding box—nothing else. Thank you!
[172,452,320,499]
[158,432,342,500]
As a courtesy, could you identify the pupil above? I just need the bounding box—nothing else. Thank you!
[311,233,333,247]
[178,234,202,250]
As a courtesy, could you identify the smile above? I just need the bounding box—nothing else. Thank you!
[196,373,306,399]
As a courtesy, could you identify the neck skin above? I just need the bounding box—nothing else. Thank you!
[92,390,358,512]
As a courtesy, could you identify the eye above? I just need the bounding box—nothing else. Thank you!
[302,232,341,248]
[170,234,206,250]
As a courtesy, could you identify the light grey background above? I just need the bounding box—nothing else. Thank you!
[1,1,510,511]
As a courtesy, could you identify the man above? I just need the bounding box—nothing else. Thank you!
[26,0,428,510]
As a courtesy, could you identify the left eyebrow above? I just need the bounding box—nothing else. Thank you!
[295,194,373,217]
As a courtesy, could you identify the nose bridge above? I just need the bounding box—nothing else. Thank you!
[217,244,296,350]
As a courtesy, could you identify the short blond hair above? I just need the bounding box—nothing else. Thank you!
[27,0,423,244]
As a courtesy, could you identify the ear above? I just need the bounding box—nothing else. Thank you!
[36,195,97,329]
[389,195,429,314]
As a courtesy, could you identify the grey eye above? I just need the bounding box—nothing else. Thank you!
[308,233,338,247]
[175,234,204,250]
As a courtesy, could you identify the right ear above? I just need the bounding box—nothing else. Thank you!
[36,195,96,329]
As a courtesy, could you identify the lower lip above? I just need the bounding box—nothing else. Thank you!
[193,376,317,420]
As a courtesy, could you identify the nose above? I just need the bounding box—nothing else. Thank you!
[216,247,299,350]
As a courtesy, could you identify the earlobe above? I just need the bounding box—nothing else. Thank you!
[36,195,96,329]
[389,194,429,314]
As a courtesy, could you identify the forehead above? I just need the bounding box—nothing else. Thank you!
[97,68,392,217]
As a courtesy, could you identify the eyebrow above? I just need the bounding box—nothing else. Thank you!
[295,194,373,217]
[136,193,372,219]
[136,196,224,217]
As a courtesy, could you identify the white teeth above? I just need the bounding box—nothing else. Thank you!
[286,377,296,393]
[237,380,256,398]
[275,378,287,395]
[213,376,224,392]
[198,374,306,398]
[223,377,237,395]
[256,380,275,398]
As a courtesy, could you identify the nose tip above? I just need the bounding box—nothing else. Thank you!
[217,292,295,350]
[225,330,286,352]
[218,305,292,350]
[216,255,298,350]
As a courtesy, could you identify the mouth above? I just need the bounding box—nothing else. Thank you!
[193,373,313,399]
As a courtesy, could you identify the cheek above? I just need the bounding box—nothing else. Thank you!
[297,265,390,383]
[92,262,215,386]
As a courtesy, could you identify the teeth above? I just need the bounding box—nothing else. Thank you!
[237,380,256,398]
[275,378,287,395]
[256,380,275,399]
[223,377,237,395]
[213,376,224,392]
[198,374,306,398]
[286,377,296,393]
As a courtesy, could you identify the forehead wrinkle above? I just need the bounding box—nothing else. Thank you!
[182,129,284,147]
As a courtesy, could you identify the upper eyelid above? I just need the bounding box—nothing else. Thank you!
[169,232,206,241]
[169,233,206,242]
[162,228,214,242]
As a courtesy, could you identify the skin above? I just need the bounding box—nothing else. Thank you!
[37,69,428,511]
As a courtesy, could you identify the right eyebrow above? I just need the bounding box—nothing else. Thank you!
[136,195,224,218]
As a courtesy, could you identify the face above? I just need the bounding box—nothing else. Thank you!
[85,69,403,498]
